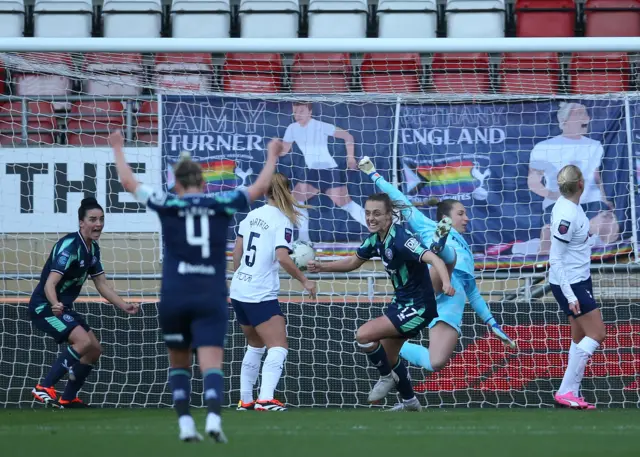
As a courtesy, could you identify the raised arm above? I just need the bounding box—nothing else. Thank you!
[109,131,138,193]
[245,139,280,203]
[307,255,366,273]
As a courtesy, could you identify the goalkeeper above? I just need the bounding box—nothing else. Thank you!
[359,157,515,374]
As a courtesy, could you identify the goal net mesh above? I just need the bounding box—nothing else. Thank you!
[0,50,639,408]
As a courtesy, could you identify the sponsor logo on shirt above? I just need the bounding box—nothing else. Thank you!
[178,261,216,275]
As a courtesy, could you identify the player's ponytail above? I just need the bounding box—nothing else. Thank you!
[267,173,308,225]
[173,151,204,190]
[557,164,583,197]
[78,197,103,220]
[423,198,460,221]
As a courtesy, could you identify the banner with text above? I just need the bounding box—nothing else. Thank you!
[0,148,162,233]
[399,100,634,269]
[161,95,395,242]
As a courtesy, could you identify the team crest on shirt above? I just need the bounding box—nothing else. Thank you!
[57,252,69,267]
[558,219,571,235]
[284,228,293,243]
[385,248,393,260]
[63,314,74,323]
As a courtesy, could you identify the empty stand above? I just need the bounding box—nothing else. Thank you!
[515,0,575,37]
[34,0,93,38]
[0,0,25,37]
[570,52,631,94]
[446,0,506,38]
[66,100,125,146]
[584,0,640,37]
[223,53,282,93]
[102,0,162,38]
[308,0,368,38]
[291,53,351,93]
[171,0,231,38]
[83,52,144,96]
[136,100,158,145]
[377,0,438,38]
[361,53,422,93]
[431,53,491,94]
[10,53,74,108]
[154,53,215,93]
[239,0,299,38]
[500,52,560,94]
[0,101,56,146]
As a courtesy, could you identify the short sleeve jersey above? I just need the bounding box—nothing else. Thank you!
[230,204,294,303]
[136,185,249,300]
[282,119,338,170]
[30,232,104,307]
[549,196,593,286]
[356,224,433,308]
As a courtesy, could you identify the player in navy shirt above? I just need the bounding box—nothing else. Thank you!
[308,193,455,411]
[30,197,139,408]
[110,131,279,442]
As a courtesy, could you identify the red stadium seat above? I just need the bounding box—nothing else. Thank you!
[291,53,350,93]
[0,101,57,146]
[136,101,158,145]
[431,53,491,94]
[154,53,215,93]
[515,0,575,37]
[10,53,73,109]
[223,53,282,93]
[361,53,422,93]
[500,52,560,94]
[83,52,144,96]
[570,52,631,94]
[67,101,125,146]
[585,0,640,37]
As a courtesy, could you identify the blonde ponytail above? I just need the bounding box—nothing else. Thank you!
[268,173,309,225]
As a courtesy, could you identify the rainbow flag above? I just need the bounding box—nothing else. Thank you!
[201,159,237,192]
[415,160,475,196]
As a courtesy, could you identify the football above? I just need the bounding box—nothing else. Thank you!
[290,241,316,270]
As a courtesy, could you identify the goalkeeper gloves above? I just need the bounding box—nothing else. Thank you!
[486,317,516,349]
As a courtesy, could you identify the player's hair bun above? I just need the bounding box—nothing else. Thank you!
[81,197,99,207]
[426,197,440,207]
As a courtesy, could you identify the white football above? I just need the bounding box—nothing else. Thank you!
[290,241,315,270]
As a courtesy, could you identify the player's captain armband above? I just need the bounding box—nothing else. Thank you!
[134,184,166,206]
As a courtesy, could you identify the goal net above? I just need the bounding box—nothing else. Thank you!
[1,45,639,408]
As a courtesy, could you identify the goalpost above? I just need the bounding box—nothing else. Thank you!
[1,37,639,408]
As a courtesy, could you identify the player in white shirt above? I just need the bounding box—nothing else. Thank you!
[230,173,317,412]
[528,102,619,254]
[549,165,607,410]
[281,101,367,242]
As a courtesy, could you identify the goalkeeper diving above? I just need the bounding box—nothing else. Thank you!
[358,157,516,375]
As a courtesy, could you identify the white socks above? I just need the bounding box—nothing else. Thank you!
[240,345,265,403]
[297,202,310,242]
[558,337,600,396]
[258,347,288,402]
[340,201,367,227]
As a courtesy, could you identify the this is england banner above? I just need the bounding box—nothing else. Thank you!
[161,96,634,269]
[399,100,634,269]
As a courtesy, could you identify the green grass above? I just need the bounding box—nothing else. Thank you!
[1,408,638,457]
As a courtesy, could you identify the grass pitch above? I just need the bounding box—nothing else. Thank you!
[1,408,637,457]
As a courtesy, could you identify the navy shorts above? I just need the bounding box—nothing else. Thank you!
[550,277,599,317]
[543,201,610,226]
[231,298,283,327]
[158,299,228,349]
[292,167,347,193]
[385,299,439,338]
[29,303,91,344]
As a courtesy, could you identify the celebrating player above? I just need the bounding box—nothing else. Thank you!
[549,165,606,409]
[358,157,515,375]
[29,197,139,408]
[308,193,455,411]
[230,173,317,412]
[281,101,367,242]
[111,131,278,441]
